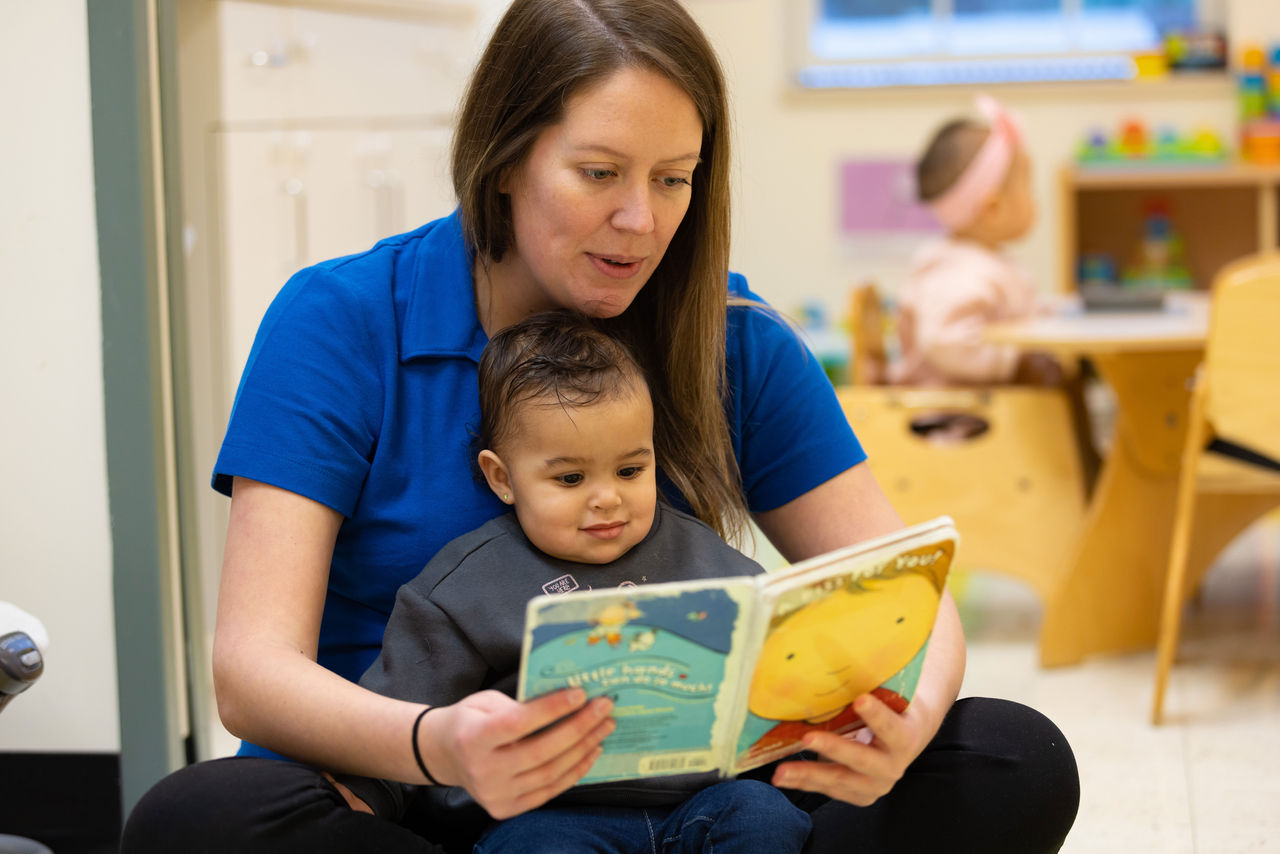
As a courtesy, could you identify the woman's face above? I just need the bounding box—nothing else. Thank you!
[490,67,704,325]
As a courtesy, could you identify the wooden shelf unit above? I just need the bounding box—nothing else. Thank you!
[1058,162,1280,293]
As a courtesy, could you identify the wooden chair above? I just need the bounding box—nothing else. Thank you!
[849,282,889,385]
[838,284,1088,602]
[1151,253,1280,725]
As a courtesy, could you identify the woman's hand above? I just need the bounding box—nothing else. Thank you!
[770,691,939,806]
[418,688,615,820]
[755,465,966,806]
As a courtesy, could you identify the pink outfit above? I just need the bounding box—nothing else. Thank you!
[890,237,1041,386]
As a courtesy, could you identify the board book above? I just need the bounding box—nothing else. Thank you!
[516,516,957,784]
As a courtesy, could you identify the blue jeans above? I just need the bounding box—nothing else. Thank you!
[473,780,811,854]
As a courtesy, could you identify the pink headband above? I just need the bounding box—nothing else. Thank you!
[928,95,1022,232]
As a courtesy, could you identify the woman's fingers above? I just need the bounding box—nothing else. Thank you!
[850,692,912,752]
[505,696,616,776]
[772,735,893,807]
[425,689,615,819]
[506,687,591,737]
[774,751,886,807]
[490,715,615,819]
[770,694,920,807]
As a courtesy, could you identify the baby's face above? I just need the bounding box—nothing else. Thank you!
[500,388,658,564]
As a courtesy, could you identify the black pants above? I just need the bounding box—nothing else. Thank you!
[120,698,1079,853]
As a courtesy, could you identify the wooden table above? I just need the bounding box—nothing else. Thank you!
[987,294,1229,665]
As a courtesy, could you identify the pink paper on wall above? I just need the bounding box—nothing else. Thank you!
[840,159,941,235]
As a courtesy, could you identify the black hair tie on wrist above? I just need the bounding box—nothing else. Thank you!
[412,706,442,785]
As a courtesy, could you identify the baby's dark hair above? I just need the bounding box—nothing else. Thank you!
[477,310,650,453]
[915,118,991,203]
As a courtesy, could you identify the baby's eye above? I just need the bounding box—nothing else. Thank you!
[556,473,584,486]
[617,465,645,479]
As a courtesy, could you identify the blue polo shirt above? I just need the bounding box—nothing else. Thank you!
[213,210,864,756]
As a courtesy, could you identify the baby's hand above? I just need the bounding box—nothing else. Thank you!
[417,688,615,820]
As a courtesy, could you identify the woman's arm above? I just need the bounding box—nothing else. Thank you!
[212,477,614,818]
[753,461,904,559]
[213,477,418,774]
[753,462,966,805]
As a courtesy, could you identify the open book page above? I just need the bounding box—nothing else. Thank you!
[518,516,957,783]
[731,518,957,772]
[518,578,760,784]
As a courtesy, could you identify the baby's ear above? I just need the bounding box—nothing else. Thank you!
[982,188,1007,217]
[477,449,515,504]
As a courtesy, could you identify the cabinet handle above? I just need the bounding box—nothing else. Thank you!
[283,177,308,269]
[250,36,290,69]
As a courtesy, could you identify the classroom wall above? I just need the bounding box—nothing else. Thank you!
[686,0,1280,325]
[0,2,119,751]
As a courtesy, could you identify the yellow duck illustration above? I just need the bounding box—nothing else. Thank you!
[588,600,643,647]
[747,572,939,723]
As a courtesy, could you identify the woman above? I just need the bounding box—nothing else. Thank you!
[122,1,1079,851]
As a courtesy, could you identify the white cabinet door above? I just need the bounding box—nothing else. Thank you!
[212,123,456,402]
[385,126,458,235]
[178,0,480,762]
[216,0,475,122]
[215,129,309,385]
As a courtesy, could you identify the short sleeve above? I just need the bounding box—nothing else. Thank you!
[726,276,866,512]
[212,263,388,517]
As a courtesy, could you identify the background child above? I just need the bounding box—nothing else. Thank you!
[339,310,811,853]
[890,95,1061,388]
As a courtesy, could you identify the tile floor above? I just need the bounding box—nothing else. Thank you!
[955,521,1280,853]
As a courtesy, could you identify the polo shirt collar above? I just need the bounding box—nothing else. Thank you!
[400,209,489,363]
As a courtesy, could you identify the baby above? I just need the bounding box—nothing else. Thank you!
[341,310,811,853]
[891,95,1059,387]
